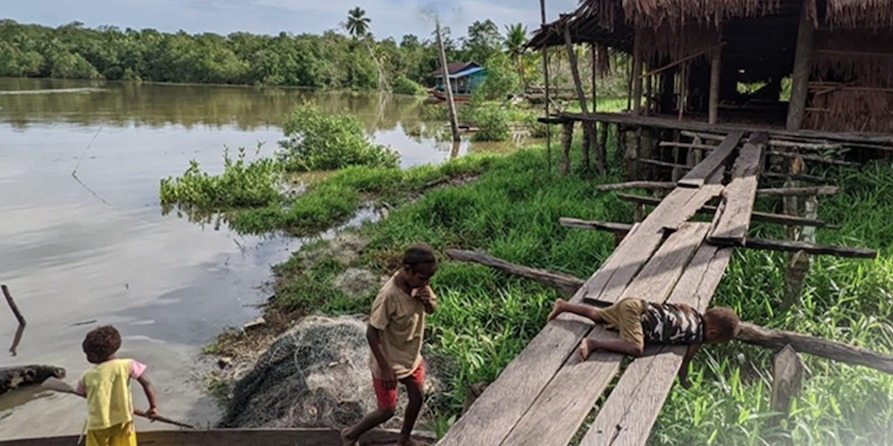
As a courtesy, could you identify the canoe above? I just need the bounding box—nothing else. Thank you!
[0,428,437,446]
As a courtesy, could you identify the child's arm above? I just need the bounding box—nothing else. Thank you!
[677,344,701,389]
[136,374,159,417]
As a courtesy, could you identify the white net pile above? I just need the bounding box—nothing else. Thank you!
[219,315,436,429]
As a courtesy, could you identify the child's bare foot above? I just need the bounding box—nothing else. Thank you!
[340,428,358,446]
[579,339,594,361]
[547,299,567,323]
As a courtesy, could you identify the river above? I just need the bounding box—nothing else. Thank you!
[0,78,527,439]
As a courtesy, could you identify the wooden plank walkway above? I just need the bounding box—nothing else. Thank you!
[436,131,765,446]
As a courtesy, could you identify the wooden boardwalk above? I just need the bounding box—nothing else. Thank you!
[436,132,767,446]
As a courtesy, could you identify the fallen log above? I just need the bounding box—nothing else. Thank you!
[445,249,582,296]
[0,365,66,394]
[446,249,893,375]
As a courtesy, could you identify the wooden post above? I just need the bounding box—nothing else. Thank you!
[770,345,806,443]
[599,122,609,174]
[435,20,460,143]
[540,0,552,171]
[561,121,574,174]
[564,23,592,172]
[591,43,605,175]
[786,0,815,131]
[632,30,643,115]
[709,45,722,124]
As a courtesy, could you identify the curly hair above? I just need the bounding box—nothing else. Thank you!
[82,325,122,362]
[402,243,437,270]
[704,307,741,342]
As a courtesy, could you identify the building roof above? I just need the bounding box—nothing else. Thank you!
[431,62,481,78]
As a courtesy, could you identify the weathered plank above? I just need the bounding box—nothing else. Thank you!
[501,223,711,446]
[435,223,648,446]
[771,345,806,418]
[615,194,829,228]
[678,131,744,188]
[708,132,768,244]
[580,243,732,446]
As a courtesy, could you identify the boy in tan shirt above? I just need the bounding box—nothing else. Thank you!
[342,243,438,446]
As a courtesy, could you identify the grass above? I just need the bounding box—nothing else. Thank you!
[179,126,893,444]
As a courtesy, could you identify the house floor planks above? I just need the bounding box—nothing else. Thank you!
[498,223,711,446]
[434,224,641,446]
[708,132,768,245]
[581,244,733,446]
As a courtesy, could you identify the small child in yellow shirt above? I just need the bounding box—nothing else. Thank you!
[76,326,159,446]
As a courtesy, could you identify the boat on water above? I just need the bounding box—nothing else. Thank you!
[0,428,436,446]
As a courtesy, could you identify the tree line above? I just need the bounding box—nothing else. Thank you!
[0,11,530,92]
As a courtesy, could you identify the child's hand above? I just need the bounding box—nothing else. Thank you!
[413,286,434,303]
[146,407,159,419]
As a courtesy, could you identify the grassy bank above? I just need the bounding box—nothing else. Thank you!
[175,138,893,444]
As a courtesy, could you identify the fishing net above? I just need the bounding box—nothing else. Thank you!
[219,315,439,430]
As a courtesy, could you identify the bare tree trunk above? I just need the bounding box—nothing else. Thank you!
[436,20,460,143]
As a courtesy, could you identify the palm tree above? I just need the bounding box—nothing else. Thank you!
[343,7,384,90]
[504,23,528,89]
[345,7,371,39]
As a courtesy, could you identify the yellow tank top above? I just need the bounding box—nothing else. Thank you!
[81,359,134,430]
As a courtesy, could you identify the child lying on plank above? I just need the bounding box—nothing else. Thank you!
[547,297,740,388]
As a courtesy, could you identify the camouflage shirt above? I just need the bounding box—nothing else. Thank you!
[639,300,705,344]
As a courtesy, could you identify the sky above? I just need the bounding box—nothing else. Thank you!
[5,0,579,40]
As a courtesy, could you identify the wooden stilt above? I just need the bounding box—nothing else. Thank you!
[770,345,806,444]
[540,0,552,171]
[709,43,722,124]
[561,121,574,174]
[786,0,815,131]
[632,30,643,115]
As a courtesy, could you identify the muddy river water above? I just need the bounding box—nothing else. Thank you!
[0,78,526,439]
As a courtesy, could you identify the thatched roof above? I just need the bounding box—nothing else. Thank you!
[529,0,893,50]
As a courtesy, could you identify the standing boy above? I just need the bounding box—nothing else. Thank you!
[342,243,438,446]
[77,325,159,446]
[548,297,740,388]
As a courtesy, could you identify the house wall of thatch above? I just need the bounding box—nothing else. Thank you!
[806,29,893,132]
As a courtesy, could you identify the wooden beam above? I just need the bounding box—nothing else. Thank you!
[580,243,731,446]
[639,158,689,170]
[615,193,830,227]
[678,131,745,188]
[559,218,633,234]
[757,186,839,197]
[762,171,829,184]
[739,238,875,258]
[786,0,815,131]
[501,223,711,446]
[595,181,677,192]
[561,111,893,145]
[708,132,768,245]
[738,322,893,375]
[564,24,589,117]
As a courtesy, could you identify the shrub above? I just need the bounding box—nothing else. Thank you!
[278,104,400,172]
[392,75,425,96]
[470,105,511,142]
[472,54,519,102]
[159,146,282,212]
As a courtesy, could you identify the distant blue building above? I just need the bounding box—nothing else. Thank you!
[430,62,487,101]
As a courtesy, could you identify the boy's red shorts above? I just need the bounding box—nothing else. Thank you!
[373,361,425,411]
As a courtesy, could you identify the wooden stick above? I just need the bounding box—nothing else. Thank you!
[445,249,582,296]
[595,181,676,192]
[615,193,829,227]
[41,378,195,429]
[738,238,875,258]
[640,42,727,79]
[763,171,829,184]
[596,182,838,197]
[445,250,893,375]
[2,285,26,327]
[559,218,633,234]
